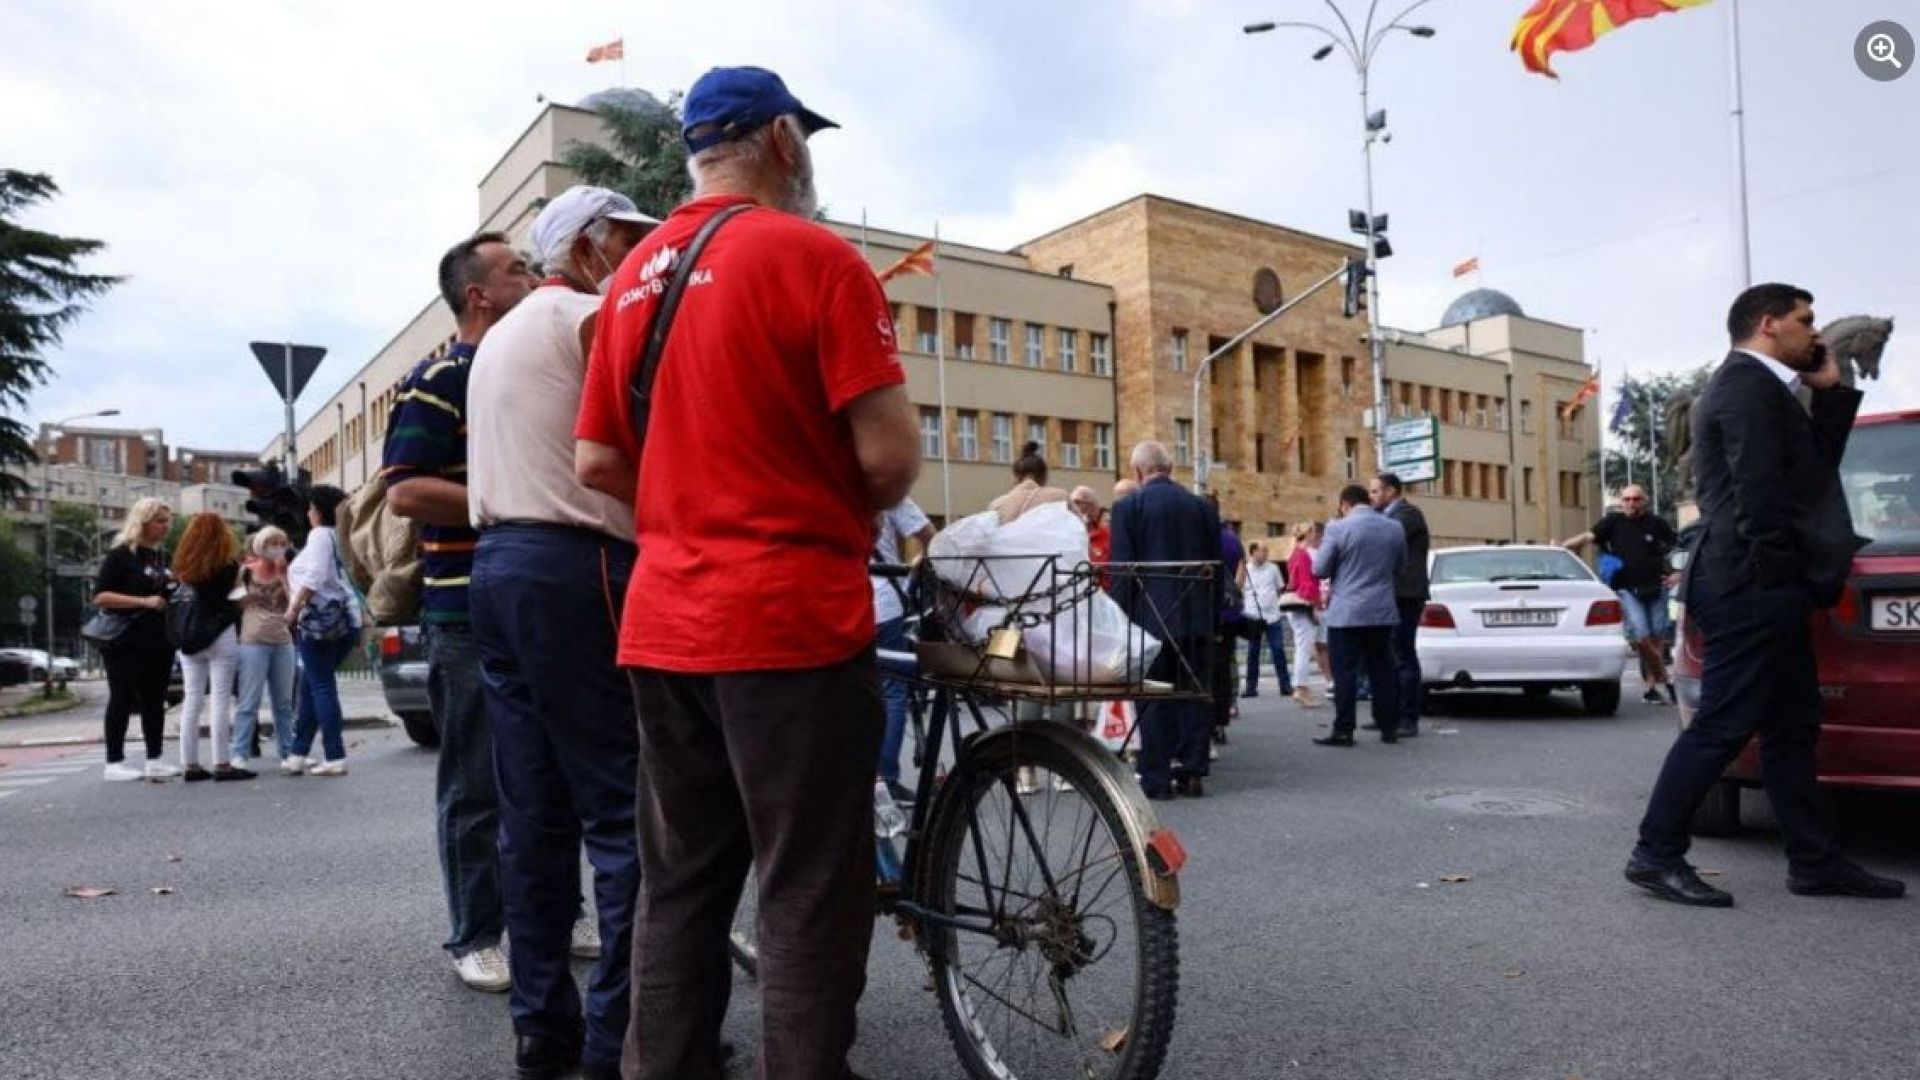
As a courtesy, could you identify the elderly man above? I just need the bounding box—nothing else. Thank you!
[1564,483,1678,706]
[1069,485,1110,565]
[381,231,533,995]
[1109,441,1221,798]
[574,67,920,1080]
[1311,484,1406,747]
[466,185,659,1080]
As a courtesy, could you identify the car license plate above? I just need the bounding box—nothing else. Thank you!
[1483,609,1557,628]
[1869,594,1920,632]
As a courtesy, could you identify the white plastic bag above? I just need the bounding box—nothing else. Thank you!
[1023,588,1162,685]
[928,504,1089,600]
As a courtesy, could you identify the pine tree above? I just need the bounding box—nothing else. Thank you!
[560,92,693,220]
[0,171,121,500]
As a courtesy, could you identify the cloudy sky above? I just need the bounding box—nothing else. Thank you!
[8,0,1916,454]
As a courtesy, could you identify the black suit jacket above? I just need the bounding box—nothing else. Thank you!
[1109,475,1222,641]
[1688,351,1865,608]
[1385,499,1430,602]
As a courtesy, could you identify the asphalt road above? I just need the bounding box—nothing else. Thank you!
[1,676,1915,1080]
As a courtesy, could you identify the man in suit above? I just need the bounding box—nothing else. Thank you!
[1110,441,1221,799]
[1311,485,1406,747]
[1626,283,1905,907]
[1369,472,1430,737]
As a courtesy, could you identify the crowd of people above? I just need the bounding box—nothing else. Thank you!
[76,64,1907,1080]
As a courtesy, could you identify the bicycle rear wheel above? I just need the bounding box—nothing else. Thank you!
[917,729,1177,1080]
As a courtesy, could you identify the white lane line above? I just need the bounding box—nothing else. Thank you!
[1,764,93,777]
[0,789,17,800]
[0,776,60,788]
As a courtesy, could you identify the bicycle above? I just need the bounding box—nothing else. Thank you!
[731,556,1214,1080]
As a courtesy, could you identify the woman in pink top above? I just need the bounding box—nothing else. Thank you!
[1283,522,1329,708]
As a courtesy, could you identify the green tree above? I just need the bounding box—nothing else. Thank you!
[0,515,41,647]
[0,171,122,500]
[1592,366,1712,520]
[560,92,693,220]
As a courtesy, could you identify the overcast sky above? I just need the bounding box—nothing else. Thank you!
[7,0,1916,454]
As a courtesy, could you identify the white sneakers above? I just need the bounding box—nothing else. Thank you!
[306,760,348,777]
[280,755,347,776]
[280,755,307,775]
[102,762,145,782]
[143,759,181,779]
[571,916,602,959]
[454,946,510,992]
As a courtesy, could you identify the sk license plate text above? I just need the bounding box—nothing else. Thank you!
[1870,594,1920,631]
[1483,610,1558,628]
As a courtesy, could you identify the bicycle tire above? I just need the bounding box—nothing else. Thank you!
[916,730,1178,1080]
[728,868,759,980]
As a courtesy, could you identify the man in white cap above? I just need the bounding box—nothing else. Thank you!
[466,185,659,1080]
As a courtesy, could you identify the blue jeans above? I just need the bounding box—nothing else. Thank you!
[875,616,913,785]
[428,621,504,959]
[1617,586,1672,643]
[232,641,296,760]
[471,525,640,1067]
[1242,620,1293,695]
[292,634,356,762]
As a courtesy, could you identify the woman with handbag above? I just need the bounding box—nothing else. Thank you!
[283,485,360,777]
[170,513,251,781]
[1283,522,1328,709]
[1239,541,1293,699]
[230,526,296,769]
[91,497,181,782]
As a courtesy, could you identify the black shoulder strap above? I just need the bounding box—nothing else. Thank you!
[628,203,755,456]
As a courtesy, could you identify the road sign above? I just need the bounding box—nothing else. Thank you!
[248,342,327,405]
[1395,458,1439,484]
[1383,417,1437,443]
[1383,438,1436,467]
[17,595,37,626]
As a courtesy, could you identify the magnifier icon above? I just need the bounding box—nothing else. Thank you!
[1868,33,1904,69]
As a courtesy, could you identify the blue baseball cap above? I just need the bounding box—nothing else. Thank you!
[682,66,839,153]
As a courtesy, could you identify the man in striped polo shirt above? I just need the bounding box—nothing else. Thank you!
[383,231,532,993]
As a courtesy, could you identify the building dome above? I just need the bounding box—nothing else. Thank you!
[574,87,673,119]
[1439,288,1525,328]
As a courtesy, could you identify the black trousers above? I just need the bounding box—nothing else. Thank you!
[624,651,883,1080]
[1634,576,1840,873]
[1328,626,1400,739]
[1391,598,1424,732]
[1138,634,1212,791]
[102,642,172,763]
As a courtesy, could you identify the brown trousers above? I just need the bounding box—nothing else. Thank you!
[622,650,883,1080]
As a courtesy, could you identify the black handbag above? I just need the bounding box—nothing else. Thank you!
[167,583,236,654]
[80,609,137,650]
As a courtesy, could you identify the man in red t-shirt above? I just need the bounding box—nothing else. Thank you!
[574,66,919,1080]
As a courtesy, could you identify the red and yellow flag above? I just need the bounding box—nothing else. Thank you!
[1451,256,1480,279]
[1560,371,1602,420]
[876,240,936,284]
[586,38,624,63]
[1511,0,1713,79]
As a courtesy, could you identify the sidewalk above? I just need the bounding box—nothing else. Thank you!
[0,674,395,749]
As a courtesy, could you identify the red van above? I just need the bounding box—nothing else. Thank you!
[1675,408,1920,833]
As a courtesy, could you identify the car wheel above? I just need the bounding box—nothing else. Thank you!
[1691,780,1743,837]
[401,711,440,749]
[1522,685,1554,702]
[1579,680,1621,716]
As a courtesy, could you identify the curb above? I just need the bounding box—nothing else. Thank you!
[1,715,396,751]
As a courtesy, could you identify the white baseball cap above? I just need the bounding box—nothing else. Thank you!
[529,186,660,269]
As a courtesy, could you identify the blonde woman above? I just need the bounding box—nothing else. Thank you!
[92,497,180,781]
[231,527,295,768]
[172,513,250,781]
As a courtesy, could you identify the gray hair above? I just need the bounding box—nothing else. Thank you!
[537,217,614,281]
[249,525,290,556]
[1130,440,1173,476]
[687,115,817,218]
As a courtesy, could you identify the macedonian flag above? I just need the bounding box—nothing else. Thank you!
[1512,0,1713,78]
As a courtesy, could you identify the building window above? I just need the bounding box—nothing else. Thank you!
[1520,400,1535,435]
[1095,424,1114,470]
[1026,418,1048,461]
[1174,419,1193,466]
[1060,420,1081,469]
[1255,434,1267,473]
[957,413,979,461]
[989,318,1011,364]
[919,408,943,459]
[1267,522,1286,538]
[990,413,1013,464]
[1344,438,1359,481]
[1091,333,1112,376]
[1058,328,1077,373]
[915,306,939,354]
[1524,467,1535,503]
[1494,397,1509,431]
[1342,357,1358,400]
[1170,329,1189,372]
[1478,463,1493,500]
[1024,324,1045,368]
[953,312,976,360]
[1496,465,1509,500]
[1443,460,1458,497]
[1419,385,1434,418]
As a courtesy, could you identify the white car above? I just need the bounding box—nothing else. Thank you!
[0,648,81,681]
[1416,545,1632,716]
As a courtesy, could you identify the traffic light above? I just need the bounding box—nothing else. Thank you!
[231,464,312,544]
[1343,256,1371,319]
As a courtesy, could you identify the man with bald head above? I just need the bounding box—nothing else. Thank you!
[1069,485,1111,566]
[1565,482,1678,705]
[1109,441,1222,799]
[1113,478,1140,501]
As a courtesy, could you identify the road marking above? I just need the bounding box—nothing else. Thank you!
[1,763,92,776]
[0,789,16,800]
[0,776,60,788]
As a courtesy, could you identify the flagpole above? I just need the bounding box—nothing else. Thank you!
[934,221,952,519]
[1726,0,1753,288]
[1598,357,1608,499]
[1647,387,1661,516]
[859,208,869,257]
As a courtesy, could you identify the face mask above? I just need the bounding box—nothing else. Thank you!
[589,241,619,295]
[264,545,288,561]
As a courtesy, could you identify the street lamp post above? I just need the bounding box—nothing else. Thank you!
[1245,2,1438,467]
[41,408,121,696]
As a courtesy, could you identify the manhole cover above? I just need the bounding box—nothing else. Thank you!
[1424,789,1582,817]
